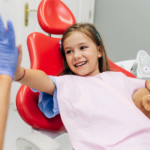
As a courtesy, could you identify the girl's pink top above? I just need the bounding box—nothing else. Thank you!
[54,71,150,150]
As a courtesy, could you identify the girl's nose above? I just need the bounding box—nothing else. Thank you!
[74,50,82,60]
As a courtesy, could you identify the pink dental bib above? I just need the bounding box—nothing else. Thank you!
[54,71,150,150]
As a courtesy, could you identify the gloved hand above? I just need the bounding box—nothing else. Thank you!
[0,16,18,80]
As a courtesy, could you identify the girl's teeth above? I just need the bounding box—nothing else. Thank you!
[76,62,87,67]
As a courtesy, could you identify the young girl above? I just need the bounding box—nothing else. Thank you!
[2,19,150,149]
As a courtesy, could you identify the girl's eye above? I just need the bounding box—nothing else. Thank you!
[66,50,72,54]
[80,46,87,50]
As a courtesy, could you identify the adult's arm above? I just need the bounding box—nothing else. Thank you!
[0,16,18,150]
[0,75,12,150]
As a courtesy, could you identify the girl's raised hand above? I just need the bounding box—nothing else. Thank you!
[14,44,22,77]
[0,16,18,80]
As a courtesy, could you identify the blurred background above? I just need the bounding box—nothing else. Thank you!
[0,0,150,149]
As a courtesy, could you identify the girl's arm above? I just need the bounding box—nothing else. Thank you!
[14,47,55,95]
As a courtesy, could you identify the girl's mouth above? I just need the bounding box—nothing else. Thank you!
[75,61,87,67]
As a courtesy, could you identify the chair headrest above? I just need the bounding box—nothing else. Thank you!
[37,0,76,35]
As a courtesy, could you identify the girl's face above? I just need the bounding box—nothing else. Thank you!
[63,32,102,76]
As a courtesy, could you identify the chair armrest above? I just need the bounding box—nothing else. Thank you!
[16,133,60,150]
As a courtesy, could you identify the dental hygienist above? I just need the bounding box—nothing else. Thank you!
[0,16,21,150]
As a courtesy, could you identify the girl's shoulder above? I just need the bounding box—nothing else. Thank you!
[52,71,125,82]
[54,71,124,78]
[101,71,124,77]
[52,74,82,82]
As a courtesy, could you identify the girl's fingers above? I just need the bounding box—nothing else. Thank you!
[17,45,22,55]
[17,45,21,49]
[14,45,22,75]
[17,45,22,63]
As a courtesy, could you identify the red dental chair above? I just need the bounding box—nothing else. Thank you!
[16,0,136,149]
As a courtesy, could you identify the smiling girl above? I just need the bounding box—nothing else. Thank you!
[1,20,150,149]
[60,23,110,76]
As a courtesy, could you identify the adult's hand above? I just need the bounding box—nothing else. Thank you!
[0,16,18,80]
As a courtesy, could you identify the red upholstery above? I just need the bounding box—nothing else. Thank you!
[16,33,66,132]
[16,0,136,132]
[37,0,76,34]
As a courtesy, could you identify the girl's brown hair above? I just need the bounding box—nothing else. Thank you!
[59,23,111,75]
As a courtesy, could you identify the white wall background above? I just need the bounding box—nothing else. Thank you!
[94,0,150,62]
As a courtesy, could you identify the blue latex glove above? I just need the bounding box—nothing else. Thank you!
[0,16,18,80]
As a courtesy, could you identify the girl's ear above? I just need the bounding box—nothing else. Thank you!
[98,45,103,58]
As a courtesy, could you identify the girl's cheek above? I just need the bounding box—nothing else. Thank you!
[66,57,71,64]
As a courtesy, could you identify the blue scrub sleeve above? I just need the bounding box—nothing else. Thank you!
[31,76,59,118]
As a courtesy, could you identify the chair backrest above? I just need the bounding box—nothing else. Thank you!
[37,0,76,34]
[16,0,135,132]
